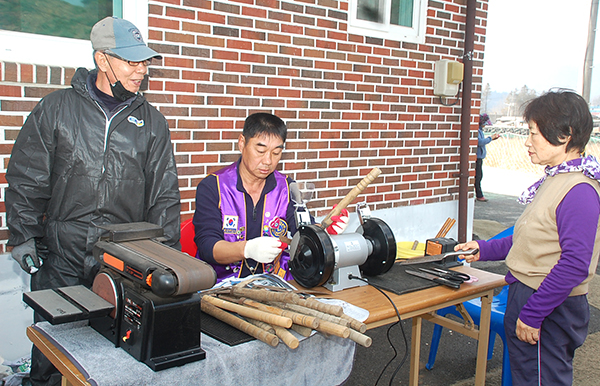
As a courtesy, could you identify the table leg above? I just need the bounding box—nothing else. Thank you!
[62,377,75,386]
[474,290,493,386]
[409,316,423,386]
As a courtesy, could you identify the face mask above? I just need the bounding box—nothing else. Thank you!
[103,54,137,102]
[109,80,137,102]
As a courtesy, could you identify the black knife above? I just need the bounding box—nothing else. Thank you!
[397,249,479,265]
[405,269,462,289]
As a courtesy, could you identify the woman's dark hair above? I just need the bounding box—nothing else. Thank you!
[242,113,287,142]
[523,89,593,154]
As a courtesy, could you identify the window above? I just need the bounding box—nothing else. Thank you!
[0,0,149,68]
[348,0,427,43]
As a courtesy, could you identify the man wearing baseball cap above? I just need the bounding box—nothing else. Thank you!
[90,16,163,102]
[6,17,180,386]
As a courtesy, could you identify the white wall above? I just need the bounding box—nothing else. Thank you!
[0,253,33,361]
[342,198,474,244]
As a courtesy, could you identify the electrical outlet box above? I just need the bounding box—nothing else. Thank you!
[433,59,464,97]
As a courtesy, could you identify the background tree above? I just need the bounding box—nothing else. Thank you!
[481,83,491,113]
[505,85,538,116]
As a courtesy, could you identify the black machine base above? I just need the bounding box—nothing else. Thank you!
[147,346,206,372]
[24,278,206,372]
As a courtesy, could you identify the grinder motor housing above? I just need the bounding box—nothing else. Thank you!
[289,204,396,291]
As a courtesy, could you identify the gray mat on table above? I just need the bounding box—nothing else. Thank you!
[34,321,355,386]
[364,261,443,295]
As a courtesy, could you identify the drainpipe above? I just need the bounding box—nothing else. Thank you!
[458,0,476,242]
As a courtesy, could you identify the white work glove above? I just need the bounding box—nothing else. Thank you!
[326,207,349,235]
[11,238,42,274]
[244,237,285,264]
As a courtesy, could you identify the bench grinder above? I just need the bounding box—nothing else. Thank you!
[289,200,397,291]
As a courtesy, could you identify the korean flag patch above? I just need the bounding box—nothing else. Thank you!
[223,215,238,234]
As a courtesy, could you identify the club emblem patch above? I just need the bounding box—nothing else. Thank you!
[128,116,144,127]
[268,217,288,238]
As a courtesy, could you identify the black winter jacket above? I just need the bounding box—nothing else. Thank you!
[6,68,181,290]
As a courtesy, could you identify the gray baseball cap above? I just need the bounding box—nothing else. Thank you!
[91,17,162,62]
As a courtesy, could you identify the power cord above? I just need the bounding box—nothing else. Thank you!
[348,274,409,386]
[438,82,462,106]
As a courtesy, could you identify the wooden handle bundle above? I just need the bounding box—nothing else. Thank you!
[201,301,279,347]
[231,287,343,316]
[436,217,456,238]
[231,287,298,304]
[320,167,381,229]
[201,287,372,349]
[240,298,319,329]
[202,294,292,328]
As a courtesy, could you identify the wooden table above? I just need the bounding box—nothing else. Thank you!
[28,265,505,386]
[323,265,507,386]
[27,326,91,386]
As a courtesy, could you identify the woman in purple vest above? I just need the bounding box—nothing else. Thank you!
[193,113,348,283]
[456,89,600,386]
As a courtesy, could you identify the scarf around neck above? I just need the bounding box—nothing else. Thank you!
[518,155,600,204]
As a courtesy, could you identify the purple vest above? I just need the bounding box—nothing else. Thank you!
[212,162,292,282]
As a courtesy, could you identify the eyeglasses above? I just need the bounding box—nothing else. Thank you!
[104,52,153,67]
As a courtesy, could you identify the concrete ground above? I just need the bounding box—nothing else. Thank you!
[344,189,600,385]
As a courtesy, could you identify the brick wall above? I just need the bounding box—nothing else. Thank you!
[0,0,487,251]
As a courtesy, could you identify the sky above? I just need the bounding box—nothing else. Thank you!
[482,0,600,102]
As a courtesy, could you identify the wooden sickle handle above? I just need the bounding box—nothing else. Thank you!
[320,167,382,229]
[203,295,293,328]
[201,302,279,347]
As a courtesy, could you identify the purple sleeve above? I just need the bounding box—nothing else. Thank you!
[476,235,513,261]
[519,183,600,329]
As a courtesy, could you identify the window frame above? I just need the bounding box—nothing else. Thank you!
[0,0,148,69]
[348,0,428,44]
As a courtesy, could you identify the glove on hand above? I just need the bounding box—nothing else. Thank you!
[11,238,41,274]
[244,237,284,264]
[325,205,350,235]
[326,207,349,235]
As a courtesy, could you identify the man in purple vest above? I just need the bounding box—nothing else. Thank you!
[193,113,348,283]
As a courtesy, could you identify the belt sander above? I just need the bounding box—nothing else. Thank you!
[23,222,217,371]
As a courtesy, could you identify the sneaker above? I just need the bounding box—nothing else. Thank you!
[476,197,488,202]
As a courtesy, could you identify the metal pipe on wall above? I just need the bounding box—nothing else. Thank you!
[583,0,599,102]
[458,0,477,242]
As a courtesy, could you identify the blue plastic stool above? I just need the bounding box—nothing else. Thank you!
[490,225,514,240]
[425,227,514,386]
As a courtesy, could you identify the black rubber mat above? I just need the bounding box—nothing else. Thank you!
[364,261,442,295]
[200,312,255,346]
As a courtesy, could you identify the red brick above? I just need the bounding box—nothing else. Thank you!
[242,6,267,18]
[165,32,195,44]
[228,39,252,50]
[0,143,14,154]
[165,82,195,93]
[0,85,22,99]
[197,36,226,47]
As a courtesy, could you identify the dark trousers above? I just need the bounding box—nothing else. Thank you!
[475,158,484,198]
[504,281,589,386]
[29,258,93,386]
